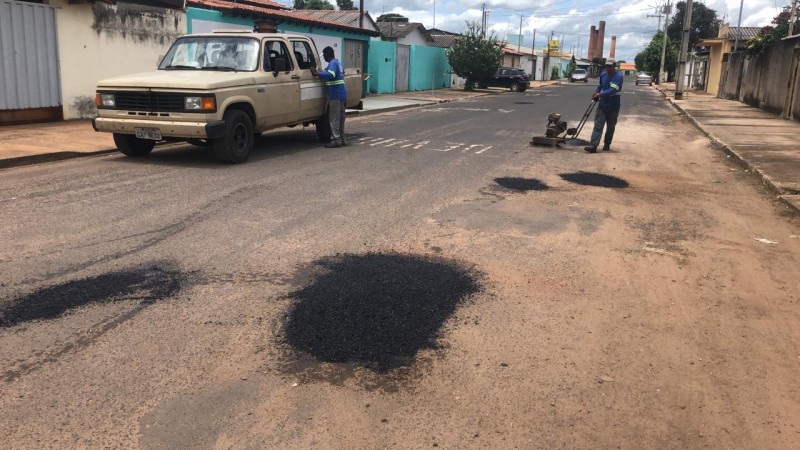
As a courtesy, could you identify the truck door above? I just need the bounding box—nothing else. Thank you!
[289,39,325,122]
[256,39,301,127]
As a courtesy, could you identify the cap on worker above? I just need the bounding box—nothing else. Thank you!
[322,46,335,56]
[604,58,616,66]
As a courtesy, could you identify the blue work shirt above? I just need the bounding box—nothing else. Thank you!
[595,70,623,113]
[317,58,348,101]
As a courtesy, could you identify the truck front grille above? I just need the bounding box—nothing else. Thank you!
[114,92,185,112]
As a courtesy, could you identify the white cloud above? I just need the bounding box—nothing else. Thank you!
[275,0,789,61]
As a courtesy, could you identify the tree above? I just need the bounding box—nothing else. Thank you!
[293,0,334,10]
[746,6,800,57]
[376,13,408,22]
[447,21,504,91]
[336,0,356,10]
[634,31,678,80]
[666,1,720,50]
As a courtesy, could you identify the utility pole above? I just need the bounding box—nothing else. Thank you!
[433,0,436,28]
[532,29,537,80]
[675,0,693,99]
[481,3,486,37]
[658,1,672,85]
[546,30,554,80]
[734,0,744,52]
[518,15,524,51]
[790,0,798,37]
[647,6,664,34]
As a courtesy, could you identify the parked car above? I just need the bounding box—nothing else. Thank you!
[93,31,364,163]
[477,67,530,92]
[570,68,588,83]
[635,72,653,86]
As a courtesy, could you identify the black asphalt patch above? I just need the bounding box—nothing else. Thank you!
[559,171,629,189]
[494,177,549,191]
[0,266,182,327]
[283,253,482,372]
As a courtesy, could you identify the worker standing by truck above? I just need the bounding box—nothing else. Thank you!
[314,46,348,148]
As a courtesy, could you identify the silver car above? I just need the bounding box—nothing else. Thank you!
[635,72,653,86]
[570,68,588,83]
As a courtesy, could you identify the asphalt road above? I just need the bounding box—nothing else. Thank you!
[2,80,800,448]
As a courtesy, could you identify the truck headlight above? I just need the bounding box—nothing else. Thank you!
[96,93,115,108]
[185,96,216,111]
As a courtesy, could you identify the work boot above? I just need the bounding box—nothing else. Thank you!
[325,142,342,148]
[584,145,597,153]
[602,144,611,151]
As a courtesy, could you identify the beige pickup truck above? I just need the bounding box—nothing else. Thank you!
[93,31,363,163]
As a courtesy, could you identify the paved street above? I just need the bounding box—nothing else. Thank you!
[2,82,800,448]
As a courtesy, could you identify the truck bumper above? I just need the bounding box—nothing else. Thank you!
[93,117,226,139]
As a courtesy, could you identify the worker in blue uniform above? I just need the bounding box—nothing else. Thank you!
[315,46,348,148]
[585,58,623,153]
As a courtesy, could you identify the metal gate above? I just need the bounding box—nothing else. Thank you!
[343,39,364,72]
[395,44,410,92]
[0,0,62,125]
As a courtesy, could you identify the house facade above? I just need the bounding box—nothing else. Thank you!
[695,24,761,96]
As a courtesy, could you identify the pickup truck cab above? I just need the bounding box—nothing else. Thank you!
[93,31,363,163]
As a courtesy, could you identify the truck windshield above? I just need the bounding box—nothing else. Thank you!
[159,36,260,72]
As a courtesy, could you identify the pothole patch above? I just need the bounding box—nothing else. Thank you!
[282,253,482,373]
[559,171,629,188]
[0,265,182,328]
[494,177,549,191]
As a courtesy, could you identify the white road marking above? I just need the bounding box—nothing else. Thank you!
[386,140,409,147]
[475,146,493,154]
[357,136,371,141]
[498,109,515,113]
[413,141,430,149]
[371,138,396,146]
[400,142,416,148]
[463,144,482,153]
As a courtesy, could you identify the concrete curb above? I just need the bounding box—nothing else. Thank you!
[656,86,800,215]
[0,149,119,170]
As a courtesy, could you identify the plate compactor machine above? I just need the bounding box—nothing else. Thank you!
[530,99,597,147]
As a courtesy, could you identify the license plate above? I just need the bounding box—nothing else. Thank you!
[134,127,162,141]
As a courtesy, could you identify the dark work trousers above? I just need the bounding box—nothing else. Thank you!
[328,99,347,145]
[589,108,619,148]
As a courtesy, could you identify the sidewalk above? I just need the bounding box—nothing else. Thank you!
[0,84,560,170]
[656,83,800,214]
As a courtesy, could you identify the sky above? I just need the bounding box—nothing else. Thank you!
[278,0,790,62]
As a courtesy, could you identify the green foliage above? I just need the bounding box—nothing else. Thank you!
[551,67,560,80]
[634,31,678,80]
[376,13,409,22]
[666,1,720,49]
[564,61,577,78]
[446,21,504,91]
[745,6,800,57]
[336,0,355,9]
[293,0,334,9]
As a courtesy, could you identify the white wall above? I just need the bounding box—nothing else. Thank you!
[52,0,186,119]
[396,29,430,47]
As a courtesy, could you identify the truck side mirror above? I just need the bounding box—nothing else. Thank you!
[273,57,286,73]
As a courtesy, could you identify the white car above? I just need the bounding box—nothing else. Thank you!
[570,69,588,83]
[635,72,653,86]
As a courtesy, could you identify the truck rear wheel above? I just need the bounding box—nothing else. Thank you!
[113,133,155,157]
[213,109,253,164]
[316,110,332,142]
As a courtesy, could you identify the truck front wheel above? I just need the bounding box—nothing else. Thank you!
[316,110,332,142]
[113,133,155,157]
[213,109,253,164]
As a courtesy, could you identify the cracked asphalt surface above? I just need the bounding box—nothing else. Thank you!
[2,81,800,448]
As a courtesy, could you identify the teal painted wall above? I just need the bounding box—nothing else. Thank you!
[409,45,452,91]
[186,8,254,34]
[367,40,396,94]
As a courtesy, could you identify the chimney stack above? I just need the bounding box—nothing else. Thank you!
[588,26,596,59]
[610,35,617,59]
[596,21,606,59]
